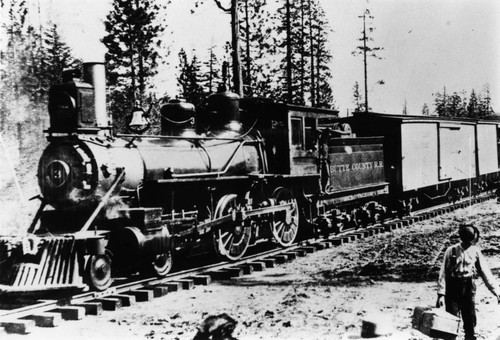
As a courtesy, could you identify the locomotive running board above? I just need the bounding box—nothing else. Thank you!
[320,182,390,206]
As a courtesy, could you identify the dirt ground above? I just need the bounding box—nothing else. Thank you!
[2,200,500,340]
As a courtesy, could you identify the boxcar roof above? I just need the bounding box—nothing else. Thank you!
[351,111,499,125]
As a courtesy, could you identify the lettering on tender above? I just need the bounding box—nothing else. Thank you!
[330,161,384,173]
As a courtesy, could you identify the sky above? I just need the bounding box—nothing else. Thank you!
[25,0,500,116]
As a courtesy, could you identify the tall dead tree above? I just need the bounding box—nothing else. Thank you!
[285,0,292,103]
[211,0,244,97]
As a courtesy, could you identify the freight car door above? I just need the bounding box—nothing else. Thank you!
[400,122,439,191]
[438,123,476,181]
[476,123,499,175]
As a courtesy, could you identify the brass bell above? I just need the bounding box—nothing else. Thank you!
[129,108,149,129]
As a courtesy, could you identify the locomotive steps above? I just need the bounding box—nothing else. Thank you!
[0,194,493,335]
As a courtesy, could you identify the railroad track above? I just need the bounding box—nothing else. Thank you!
[0,194,493,335]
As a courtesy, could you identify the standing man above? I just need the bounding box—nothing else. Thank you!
[436,224,500,340]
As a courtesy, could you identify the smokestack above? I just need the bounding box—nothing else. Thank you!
[83,62,109,130]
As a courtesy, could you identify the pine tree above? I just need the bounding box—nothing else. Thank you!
[275,0,302,103]
[39,23,80,96]
[467,89,479,118]
[433,87,448,116]
[478,84,494,117]
[177,49,205,107]
[402,99,408,115]
[433,88,467,117]
[1,0,42,104]
[238,0,275,98]
[352,81,363,112]
[434,85,494,118]
[422,103,430,116]
[202,44,221,95]
[275,0,334,106]
[309,1,334,107]
[448,92,466,117]
[102,0,166,131]
[0,0,55,195]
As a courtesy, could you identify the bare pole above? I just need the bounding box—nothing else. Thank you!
[362,12,368,113]
[230,0,244,97]
[316,25,321,106]
[300,0,305,103]
[244,0,252,95]
[286,0,292,103]
[309,0,315,107]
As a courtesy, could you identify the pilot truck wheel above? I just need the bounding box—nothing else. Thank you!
[84,254,113,291]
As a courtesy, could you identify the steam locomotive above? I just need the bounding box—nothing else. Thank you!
[0,62,499,294]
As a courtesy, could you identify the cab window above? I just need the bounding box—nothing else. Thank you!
[305,117,316,150]
[291,117,303,148]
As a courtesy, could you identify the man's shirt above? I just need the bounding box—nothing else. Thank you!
[437,242,499,296]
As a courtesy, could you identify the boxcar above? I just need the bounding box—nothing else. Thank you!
[346,112,500,207]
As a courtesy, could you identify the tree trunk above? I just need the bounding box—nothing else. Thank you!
[363,13,368,113]
[309,0,315,107]
[231,0,243,97]
[209,50,214,93]
[316,26,321,106]
[130,51,136,105]
[300,0,305,104]
[244,0,252,96]
[286,0,292,103]
[138,53,145,106]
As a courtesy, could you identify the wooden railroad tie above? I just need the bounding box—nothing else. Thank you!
[91,297,123,311]
[143,285,170,298]
[0,319,36,334]
[123,290,154,302]
[22,312,61,328]
[71,302,103,316]
[248,262,266,271]
[49,306,85,320]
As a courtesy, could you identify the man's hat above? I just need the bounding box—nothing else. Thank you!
[458,224,479,243]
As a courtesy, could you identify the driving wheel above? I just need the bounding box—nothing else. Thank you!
[212,194,252,261]
[271,187,299,247]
